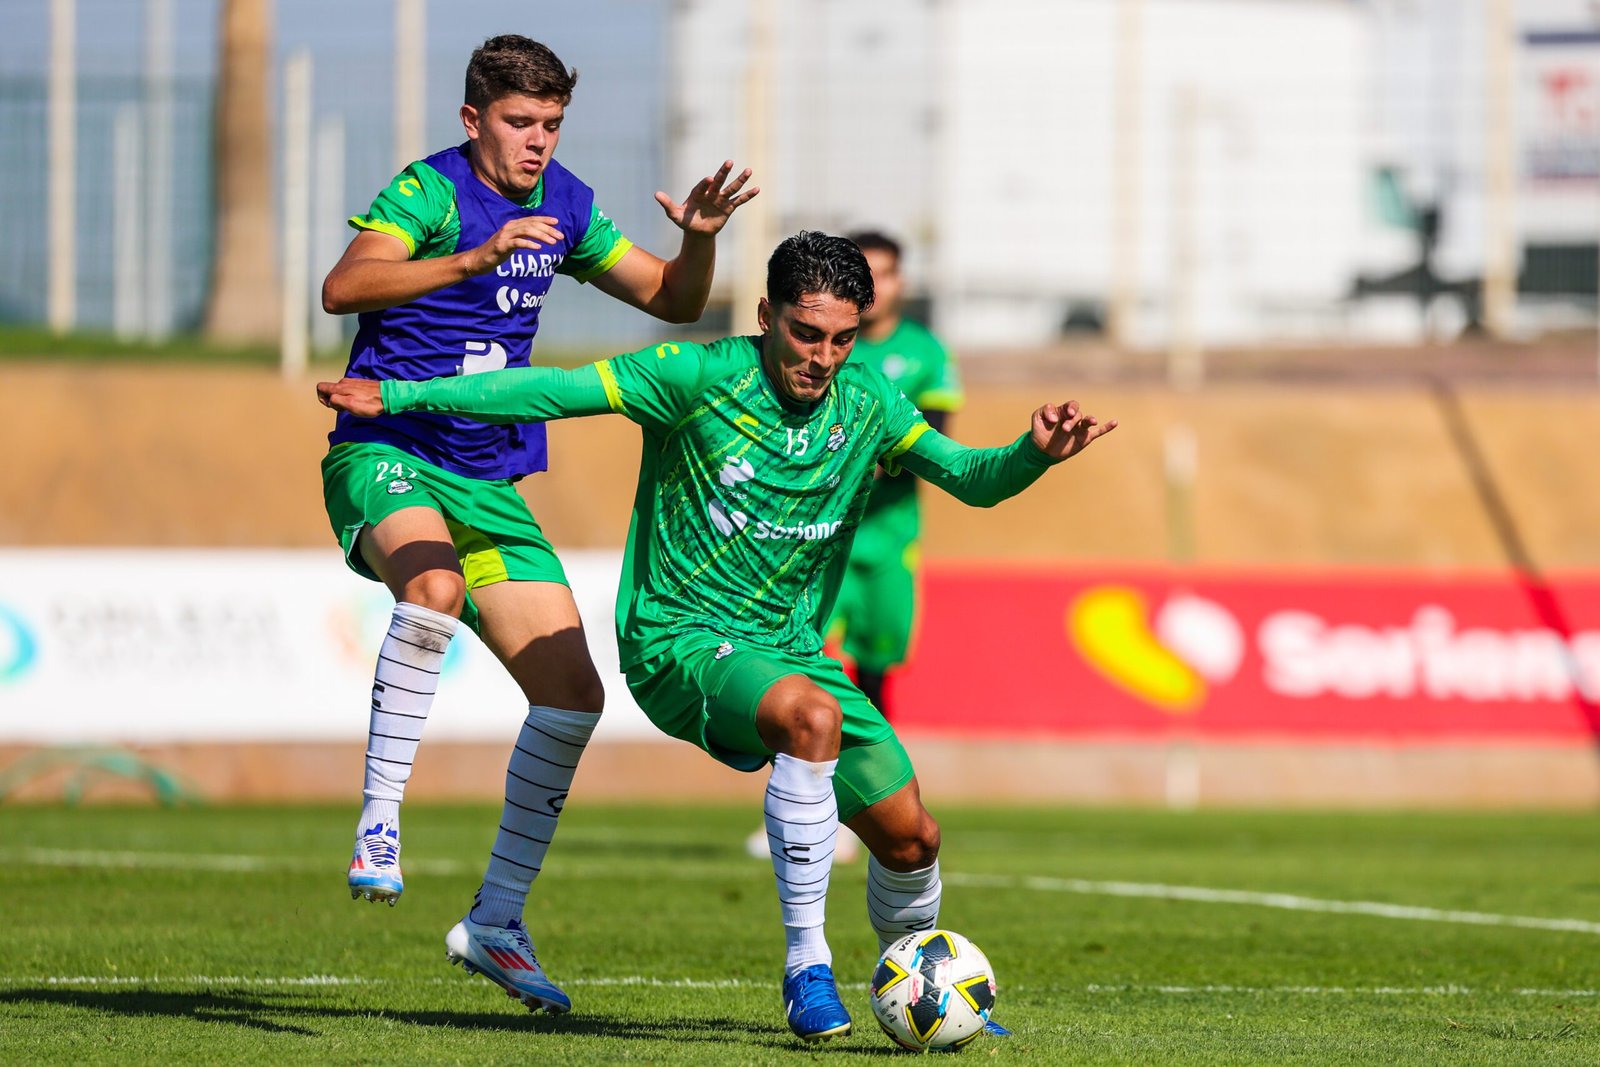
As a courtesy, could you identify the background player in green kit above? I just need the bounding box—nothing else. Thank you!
[319,34,756,1013]
[317,231,1117,1042]
[830,230,962,715]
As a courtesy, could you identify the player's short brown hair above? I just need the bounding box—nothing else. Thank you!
[465,35,578,109]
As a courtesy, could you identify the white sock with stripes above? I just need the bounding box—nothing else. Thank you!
[867,856,942,953]
[765,753,839,976]
[358,601,458,834]
[469,705,598,927]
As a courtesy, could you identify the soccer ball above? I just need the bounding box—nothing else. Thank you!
[869,929,997,1051]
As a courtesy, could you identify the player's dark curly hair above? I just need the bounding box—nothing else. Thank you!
[766,231,876,313]
[465,35,578,109]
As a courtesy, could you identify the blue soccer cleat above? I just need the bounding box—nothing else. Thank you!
[783,963,853,1043]
[983,1019,1014,1037]
[347,821,403,905]
[445,916,572,1014]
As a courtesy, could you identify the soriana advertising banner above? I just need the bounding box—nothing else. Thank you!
[894,566,1600,743]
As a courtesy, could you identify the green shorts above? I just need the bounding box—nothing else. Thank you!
[321,441,567,633]
[624,631,916,821]
[828,541,920,672]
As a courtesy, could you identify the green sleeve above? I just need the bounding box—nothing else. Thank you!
[349,161,460,259]
[595,339,715,433]
[382,365,617,424]
[559,204,635,283]
[896,427,1054,508]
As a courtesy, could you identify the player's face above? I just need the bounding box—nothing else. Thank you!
[758,292,860,404]
[460,93,564,201]
[861,248,903,327]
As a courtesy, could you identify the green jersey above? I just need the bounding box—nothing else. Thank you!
[851,318,963,556]
[382,335,1055,669]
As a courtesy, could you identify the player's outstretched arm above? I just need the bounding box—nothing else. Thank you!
[1030,400,1117,460]
[316,364,618,425]
[589,160,759,323]
[897,399,1117,508]
[318,378,385,417]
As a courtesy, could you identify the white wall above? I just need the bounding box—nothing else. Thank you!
[670,0,1371,347]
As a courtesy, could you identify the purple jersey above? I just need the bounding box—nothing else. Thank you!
[328,145,596,480]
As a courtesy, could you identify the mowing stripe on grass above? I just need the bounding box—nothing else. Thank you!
[1084,984,1600,997]
[14,848,1598,937]
[945,872,1600,935]
[6,847,472,875]
[1,975,1595,998]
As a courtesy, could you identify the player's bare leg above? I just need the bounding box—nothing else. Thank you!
[849,779,1011,1038]
[444,580,602,1013]
[347,507,465,904]
[755,676,851,1042]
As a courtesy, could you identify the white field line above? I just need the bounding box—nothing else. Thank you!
[945,872,1600,936]
[0,974,1594,999]
[1083,984,1600,998]
[12,847,1599,937]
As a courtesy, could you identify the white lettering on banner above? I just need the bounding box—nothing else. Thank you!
[1258,606,1600,703]
[46,599,289,677]
[0,549,658,744]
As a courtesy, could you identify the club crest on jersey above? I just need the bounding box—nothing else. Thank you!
[826,424,846,452]
[714,641,736,660]
[386,479,414,495]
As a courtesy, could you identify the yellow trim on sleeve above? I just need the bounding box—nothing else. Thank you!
[883,422,931,465]
[349,216,417,257]
[571,237,635,284]
[596,360,628,415]
[917,389,965,412]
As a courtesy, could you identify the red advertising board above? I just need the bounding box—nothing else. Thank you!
[892,565,1600,743]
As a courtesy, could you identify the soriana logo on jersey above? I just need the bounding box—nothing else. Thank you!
[895,567,1600,742]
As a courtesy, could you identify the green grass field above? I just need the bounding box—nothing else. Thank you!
[2,804,1597,1064]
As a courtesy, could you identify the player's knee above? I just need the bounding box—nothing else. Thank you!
[552,667,606,715]
[513,655,606,714]
[402,570,466,617]
[765,692,843,760]
[880,812,941,870]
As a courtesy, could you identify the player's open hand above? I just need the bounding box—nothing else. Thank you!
[317,378,385,418]
[1031,400,1117,462]
[466,216,566,275]
[655,161,759,237]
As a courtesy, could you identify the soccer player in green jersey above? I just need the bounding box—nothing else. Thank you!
[318,231,1116,1042]
[742,231,955,863]
[320,35,755,1013]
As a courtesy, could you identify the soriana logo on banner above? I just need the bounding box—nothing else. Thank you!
[894,566,1600,742]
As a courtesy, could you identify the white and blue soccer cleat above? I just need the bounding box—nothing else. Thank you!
[347,821,403,905]
[445,916,572,1014]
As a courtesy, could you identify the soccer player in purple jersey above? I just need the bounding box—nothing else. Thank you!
[320,231,1117,1038]
[319,34,755,1011]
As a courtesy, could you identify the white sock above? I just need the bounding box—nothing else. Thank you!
[469,705,598,927]
[358,601,458,835]
[765,753,839,976]
[867,856,942,953]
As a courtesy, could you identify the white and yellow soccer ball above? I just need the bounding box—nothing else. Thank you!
[869,929,997,1052]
